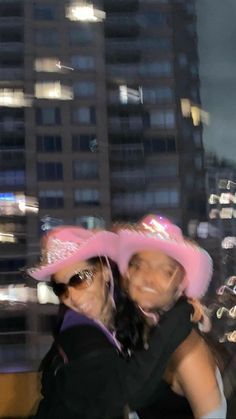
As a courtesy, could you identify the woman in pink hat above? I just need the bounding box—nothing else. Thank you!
[28,225,194,419]
[117,214,227,419]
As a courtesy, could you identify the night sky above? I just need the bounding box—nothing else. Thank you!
[196,0,236,163]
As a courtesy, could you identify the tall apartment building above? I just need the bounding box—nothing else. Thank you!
[0,0,206,369]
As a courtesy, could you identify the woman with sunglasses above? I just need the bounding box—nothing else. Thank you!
[117,214,227,419]
[28,225,193,419]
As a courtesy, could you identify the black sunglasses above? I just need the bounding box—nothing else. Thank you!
[50,267,97,297]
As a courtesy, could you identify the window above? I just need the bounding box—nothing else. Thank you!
[74,189,100,206]
[36,107,61,125]
[193,131,202,147]
[0,170,25,186]
[34,58,60,72]
[145,161,178,179]
[73,161,99,180]
[0,258,26,272]
[33,4,57,20]
[37,162,63,181]
[72,106,96,124]
[39,190,64,209]
[143,87,172,104]
[37,135,62,152]
[139,61,172,77]
[72,134,96,152]
[195,155,203,170]
[69,27,94,45]
[35,29,59,46]
[35,82,73,100]
[76,216,105,229]
[150,110,175,129]
[71,55,95,70]
[73,81,96,97]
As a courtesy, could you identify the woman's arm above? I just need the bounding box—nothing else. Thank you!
[167,329,227,418]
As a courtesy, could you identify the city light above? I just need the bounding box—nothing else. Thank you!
[0,233,15,243]
[0,89,32,107]
[0,193,38,216]
[0,285,36,303]
[35,82,73,100]
[37,283,59,305]
[66,2,106,22]
[119,85,143,104]
[221,236,236,249]
[180,98,210,126]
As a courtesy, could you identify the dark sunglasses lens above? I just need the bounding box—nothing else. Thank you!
[51,282,67,297]
[69,271,93,289]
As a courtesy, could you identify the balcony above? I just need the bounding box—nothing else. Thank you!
[0,42,23,52]
[0,67,23,80]
[0,120,24,133]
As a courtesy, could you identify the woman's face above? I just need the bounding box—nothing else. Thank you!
[126,250,185,311]
[53,259,109,320]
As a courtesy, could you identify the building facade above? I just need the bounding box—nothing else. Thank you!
[0,0,206,369]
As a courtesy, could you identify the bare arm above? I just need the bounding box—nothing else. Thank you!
[165,329,225,418]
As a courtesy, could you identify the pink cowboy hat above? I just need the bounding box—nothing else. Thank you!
[28,226,118,281]
[118,215,213,299]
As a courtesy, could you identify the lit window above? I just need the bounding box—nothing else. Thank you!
[35,82,73,100]
[34,58,60,72]
[209,194,219,204]
[219,193,232,204]
[220,208,234,219]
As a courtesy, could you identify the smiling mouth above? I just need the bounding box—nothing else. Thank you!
[138,286,158,295]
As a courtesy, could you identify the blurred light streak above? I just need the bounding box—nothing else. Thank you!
[56,61,74,71]
[0,193,38,216]
[35,58,61,73]
[0,285,36,303]
[221,237,236,249]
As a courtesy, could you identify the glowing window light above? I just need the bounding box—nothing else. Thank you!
[0,285,35,303]
[209,209,219,219]
[66,2,106,22]
[221,236,236,249]
[0,233,15,243]
[208,194,219,204]
[34,58,60,72]
[220,207,234,219]
[35,82,73,100]
[119,85,143,104]
[0,89,32,107]
[37,282,59,305]
[219,193,233,204]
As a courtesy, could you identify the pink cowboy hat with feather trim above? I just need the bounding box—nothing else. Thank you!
[28,226,118,281]
[118,214,213,299]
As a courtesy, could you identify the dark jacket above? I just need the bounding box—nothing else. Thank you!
[34,298,193,419]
